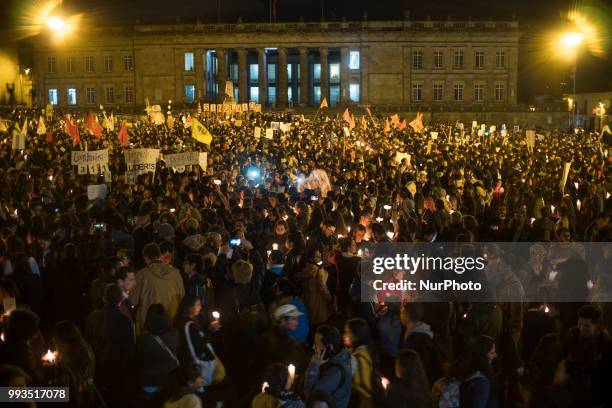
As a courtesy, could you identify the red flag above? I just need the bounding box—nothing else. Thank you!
[46,131,55,144]
[384,119,391,133]
[117,123,130,147]
[65,116,80,146]
[85,112,102,138]
[398,119,407,130]
[409,112,424,133]
[320,97,329,109]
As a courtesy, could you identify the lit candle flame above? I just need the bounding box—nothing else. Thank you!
[383,205,392,210]
[386,231,394,239]
[261,381,269,393]
[288,364,296,380]
[212,311,220,320]
[42,349,57,364]
[381,377,390,390]
[576,200,581,211]
[375,217,384,222]
[272,243,279,251]
[544,306,550,314]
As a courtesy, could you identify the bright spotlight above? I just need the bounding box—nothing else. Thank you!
[47,16,65,31]
[562,32,584,48]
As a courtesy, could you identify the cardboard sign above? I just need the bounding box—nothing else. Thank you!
[164,151,201,169]
[199,152,207,171]
[87,184,108,201]
[430,132,438,140]
[394,152,411,165]
[472,121,478,129]
[265,128,274,139]
[254,127,262,139]
[124,148,160,182]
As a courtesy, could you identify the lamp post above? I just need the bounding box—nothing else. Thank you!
[561,32,584,128]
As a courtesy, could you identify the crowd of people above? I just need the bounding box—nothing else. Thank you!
[0,105,610,408]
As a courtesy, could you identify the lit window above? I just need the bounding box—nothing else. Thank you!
[349,83,360,102]
[313,85,321,103]
[268,86,276,104]
[330,63,340,82]
[313,64,321,81]
[48,88,58,105]
[288,87,292,101]
[184,85,195,102]
[250,86,259,103]
[249,64,259,82]
[67,88,77,105]
[184,52,195,71]
[349,51,360,69]
[268,64,276,82]
[287,64,292,82]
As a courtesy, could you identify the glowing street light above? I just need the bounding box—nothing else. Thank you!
[560,31,584,129]
[46,15,74,40]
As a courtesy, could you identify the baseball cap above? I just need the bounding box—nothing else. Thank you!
[274,304,303,320]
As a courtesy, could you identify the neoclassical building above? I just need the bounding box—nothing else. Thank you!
[31,19,520,110]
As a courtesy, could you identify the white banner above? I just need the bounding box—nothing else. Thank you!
[164,151,201,169]
[395,152,411,165]
[265,129,274,139]
[71,149,109,167]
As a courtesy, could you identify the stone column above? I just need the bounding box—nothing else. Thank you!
[257,48,268,106]
[299,47,309,106]
[340,47,349,104]
[237,48,247,102]
[360,46,368,105]
[216,48,227,102]
[277,48,288,108]
[319,47,329,104]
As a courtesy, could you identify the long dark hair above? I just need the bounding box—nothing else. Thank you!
[452,335,496,383]
[346,318,372,349]
[396,349,432,401]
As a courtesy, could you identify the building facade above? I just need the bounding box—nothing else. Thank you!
[31,20,520,110]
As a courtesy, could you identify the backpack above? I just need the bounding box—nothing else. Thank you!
[350,352,386,408]
[432,377,460,408]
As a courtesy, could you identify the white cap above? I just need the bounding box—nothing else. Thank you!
[274,304,303,320]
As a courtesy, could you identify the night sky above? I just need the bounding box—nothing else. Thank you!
[1,0,611,102]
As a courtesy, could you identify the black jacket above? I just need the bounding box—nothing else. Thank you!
[136,329,180,387]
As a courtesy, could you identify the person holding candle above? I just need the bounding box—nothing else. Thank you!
[252,363,305,408]
[0,309,44,384]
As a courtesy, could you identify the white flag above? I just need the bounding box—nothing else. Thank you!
[36,116,46,135]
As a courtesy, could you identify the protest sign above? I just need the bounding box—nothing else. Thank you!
[271,122,280,130]
[395,152,411,165]
[124,148,160,183]
[164,151,201,169]
[265,129,274,139]
[526,130,536,149]
[199,152,207,171]
[87,184,108,201]
[254,127,262,139]
[426,140,433,155]
[280,123,291,133]
[71,149,109,174]
[343,127,351,137]
[472,121,478,129]
[430,132,438,140]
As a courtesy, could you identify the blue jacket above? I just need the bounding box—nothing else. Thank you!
[304,348,353,408]
[287,297,309,342]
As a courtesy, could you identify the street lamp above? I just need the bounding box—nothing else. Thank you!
[560,31,584,128]
[46,15,74,40]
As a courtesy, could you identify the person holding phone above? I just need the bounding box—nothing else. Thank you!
[303,325,353,408]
